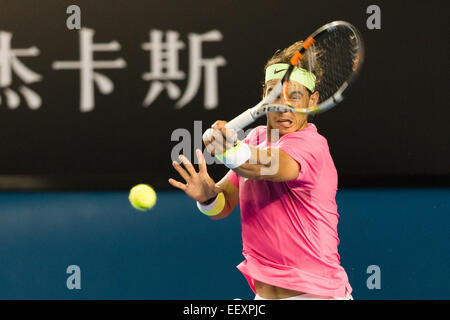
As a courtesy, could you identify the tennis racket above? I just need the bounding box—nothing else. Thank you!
[204,20,364,140]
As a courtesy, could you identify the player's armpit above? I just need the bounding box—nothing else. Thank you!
[209,175,239,220]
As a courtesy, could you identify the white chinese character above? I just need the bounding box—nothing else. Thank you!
[141,30,185,107]
[141,29,226,110]
[52,28,126,112]
[176,30,226,110]
[0,31,42,110]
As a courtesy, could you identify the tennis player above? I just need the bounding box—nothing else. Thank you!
[169,41,353,300]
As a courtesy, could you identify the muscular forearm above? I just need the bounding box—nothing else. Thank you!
[232,146,279,180]
[208,198,234,220]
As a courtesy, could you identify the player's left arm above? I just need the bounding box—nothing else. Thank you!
[234,146,300,182]
[204,121,300,182]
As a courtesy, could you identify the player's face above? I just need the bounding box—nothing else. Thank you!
[264,80,312,136]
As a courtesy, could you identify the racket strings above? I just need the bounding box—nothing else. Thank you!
[309,26,361,103]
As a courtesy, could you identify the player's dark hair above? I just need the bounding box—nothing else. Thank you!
[263,40,323,94]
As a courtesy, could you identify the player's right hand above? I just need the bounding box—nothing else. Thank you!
[203,120,237,156]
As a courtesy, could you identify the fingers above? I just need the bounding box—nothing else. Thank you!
[173,151,208,178]
[210,129,235,155]
[203,127,220,155]
[196,149,207,174]
[210,130,225,155]
[203,121,225,144]
[211,120,235,141]
[220,126,237,143]
[181,118,238,165]
[211,120,227,131]
[205,141,215,156]
[168,178,186,191]
[203,128,214,143]
[212,120,236,143]
[205,135,231,156]
[203,120,236,157]
[172,160,190,181]
[179,154,196,176]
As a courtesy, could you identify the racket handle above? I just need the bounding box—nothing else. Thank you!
[225,109,255,131]
[202,108,254,142]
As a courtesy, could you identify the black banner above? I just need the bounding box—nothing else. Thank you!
[0,300,445,318]
[0,0,448,190]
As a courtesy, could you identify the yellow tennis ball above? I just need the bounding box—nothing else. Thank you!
[129,184,157,211]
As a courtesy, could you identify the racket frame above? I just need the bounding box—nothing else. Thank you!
[223,20,364,132]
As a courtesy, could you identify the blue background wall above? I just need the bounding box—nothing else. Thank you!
[0,189,448,300]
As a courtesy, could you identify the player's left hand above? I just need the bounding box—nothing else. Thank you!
[169,149,222,203]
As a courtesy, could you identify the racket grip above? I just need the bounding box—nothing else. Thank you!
[225,109,255,131]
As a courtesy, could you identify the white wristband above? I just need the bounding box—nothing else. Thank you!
[197,196,218,212]
[196,192,225,216]
[215,140,251,169]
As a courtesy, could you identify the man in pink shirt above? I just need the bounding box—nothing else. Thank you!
[169,41,352,300]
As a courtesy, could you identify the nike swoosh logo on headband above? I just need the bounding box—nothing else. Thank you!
[274,69,287,74]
